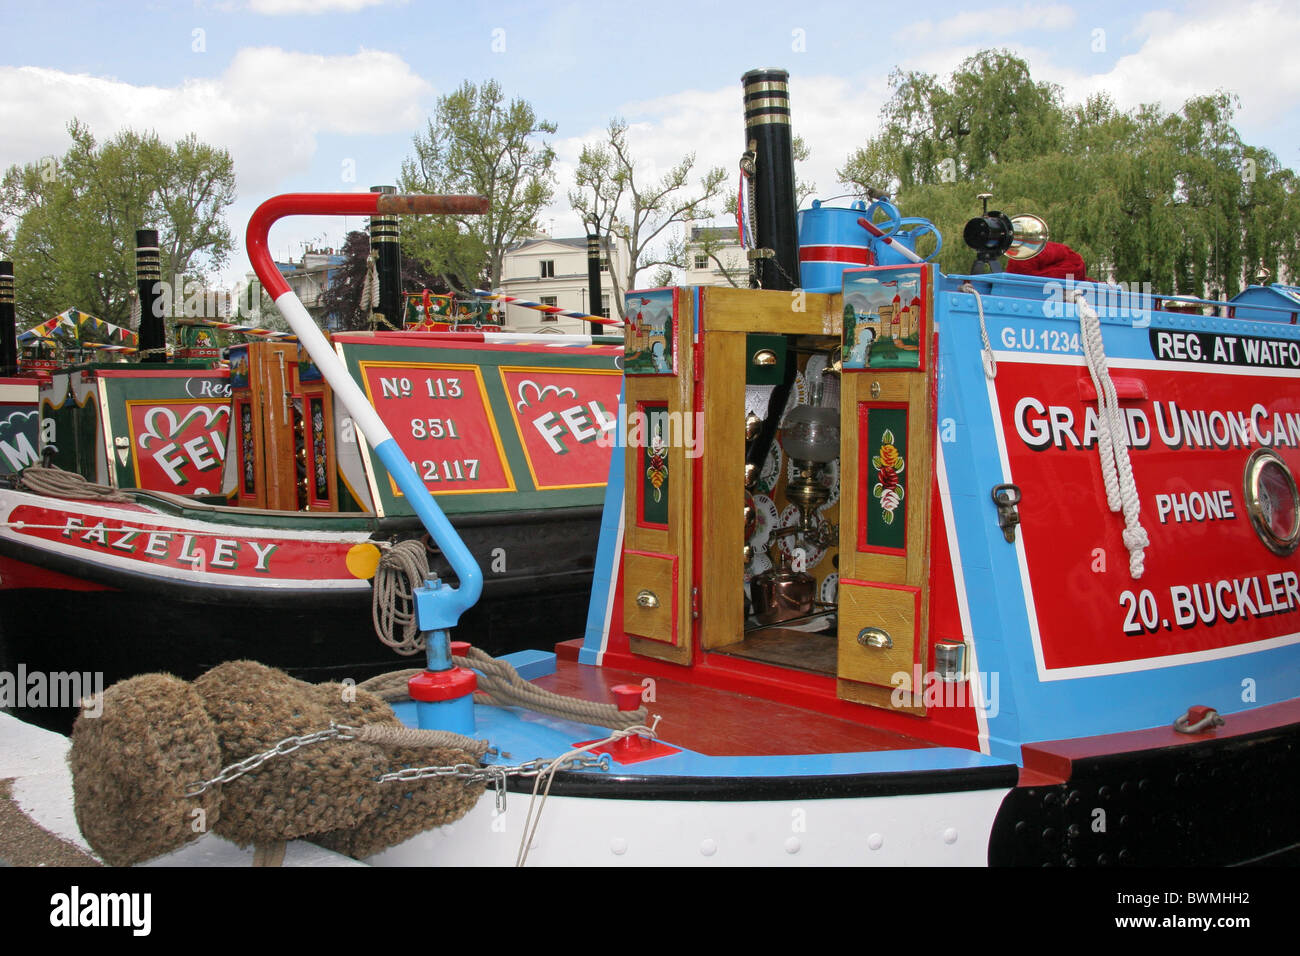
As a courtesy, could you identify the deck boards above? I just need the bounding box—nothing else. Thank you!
[712,627,838,675]
[533,658,933,757]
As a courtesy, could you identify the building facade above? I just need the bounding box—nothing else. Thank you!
[680,225,748,289]
[498,235,628,335]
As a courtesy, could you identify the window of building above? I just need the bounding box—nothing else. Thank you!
[540,260,555,278]
[601,295,610,318]
[599,257,610,273]
[540,295,558,320]
[694,253,709,270]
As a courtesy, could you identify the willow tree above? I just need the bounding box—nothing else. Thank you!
[838,51,1300,295]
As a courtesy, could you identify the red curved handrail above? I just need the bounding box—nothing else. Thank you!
[245,193,488,299]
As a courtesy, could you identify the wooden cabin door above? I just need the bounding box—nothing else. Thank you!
[835,264,935,713]
[621,289,695,665]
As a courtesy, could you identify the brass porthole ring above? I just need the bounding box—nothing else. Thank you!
[1244,448,1300,557]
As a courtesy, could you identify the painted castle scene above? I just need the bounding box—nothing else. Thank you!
[842,266,925,370]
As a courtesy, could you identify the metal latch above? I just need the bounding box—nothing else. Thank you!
[991,483,1021,543]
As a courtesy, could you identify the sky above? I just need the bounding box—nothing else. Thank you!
[2,0,1299,289]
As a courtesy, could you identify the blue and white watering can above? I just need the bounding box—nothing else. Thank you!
[797,197,942,290]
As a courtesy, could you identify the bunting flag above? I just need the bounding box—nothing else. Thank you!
[470,289,624,326]
[185,317,297,341]
[17,308,139,346]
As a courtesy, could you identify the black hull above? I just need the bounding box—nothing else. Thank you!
[0,506,603,734]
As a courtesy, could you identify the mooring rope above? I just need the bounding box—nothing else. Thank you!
[460,645,648,730]
[515,719,660,867]
[17,464,131,502]
[1074,289,1148,578]
[352,723,490,759]
[358,648,648,732]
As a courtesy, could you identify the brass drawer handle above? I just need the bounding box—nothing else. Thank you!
[857,627,893,650]
[636,590,659,609]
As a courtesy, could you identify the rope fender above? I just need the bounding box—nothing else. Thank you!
[68,660,485,865]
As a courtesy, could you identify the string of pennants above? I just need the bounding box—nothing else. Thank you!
[17,309,139,347]
[183,317,298,342]
[20,293,620,358]
[469,289,624,326]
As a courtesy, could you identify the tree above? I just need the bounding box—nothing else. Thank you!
[0,121,235,328]
[838,51,1300,295]
[684,136,816,289]
[569,119,727,316]
[318,229,451,331]
[398,80,556,292]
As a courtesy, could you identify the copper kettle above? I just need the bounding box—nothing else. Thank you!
[751,553,815,625]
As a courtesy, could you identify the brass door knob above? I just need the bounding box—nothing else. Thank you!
[636,590,659,609]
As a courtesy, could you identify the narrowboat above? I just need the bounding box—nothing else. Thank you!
[0,222,621,731]
[68,68,1300,867]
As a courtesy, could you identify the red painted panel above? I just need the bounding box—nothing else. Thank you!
[995,358,1300,675]
[498,367,620,490]
[534,658,935,756]
[126,400,229,494]
[358,362,515,495]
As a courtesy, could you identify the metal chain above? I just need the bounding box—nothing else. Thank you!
[184,723,358,797]
[737,146,799,290]
[377,752,609,786]
[740,148,759,288]
[183,725,610,800]
[379,753,611,814]
[770,255,801,291]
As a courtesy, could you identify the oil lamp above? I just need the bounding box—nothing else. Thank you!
[779,368,839,537]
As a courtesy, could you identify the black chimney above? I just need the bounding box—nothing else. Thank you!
[741,68,799,292]
[135,229,167,362]
[0,261,16,375]
[586,233,604,335]
[370,185,401,328]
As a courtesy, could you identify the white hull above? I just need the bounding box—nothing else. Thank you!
[368,786,1009,866]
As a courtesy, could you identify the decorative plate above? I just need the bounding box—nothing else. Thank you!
[750,494,780,551]
[776,503,828,570]
[756,442,784,494]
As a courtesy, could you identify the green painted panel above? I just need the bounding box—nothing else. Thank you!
[864,407,908,551]
[336,339,622,516]
[640,403,670,526]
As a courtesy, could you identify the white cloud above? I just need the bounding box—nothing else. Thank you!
[247,0,406,14]
[546,74,888,283]
[895,3,1077,46]
[1066,1,1300,126]
[0,47,431,194]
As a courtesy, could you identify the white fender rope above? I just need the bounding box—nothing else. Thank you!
[959,282,997,379]
[1074,289,1148,578]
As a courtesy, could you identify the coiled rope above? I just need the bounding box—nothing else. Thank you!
[372,539,430,655]
[17,464,131,502]
[1075,289,1148,578]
